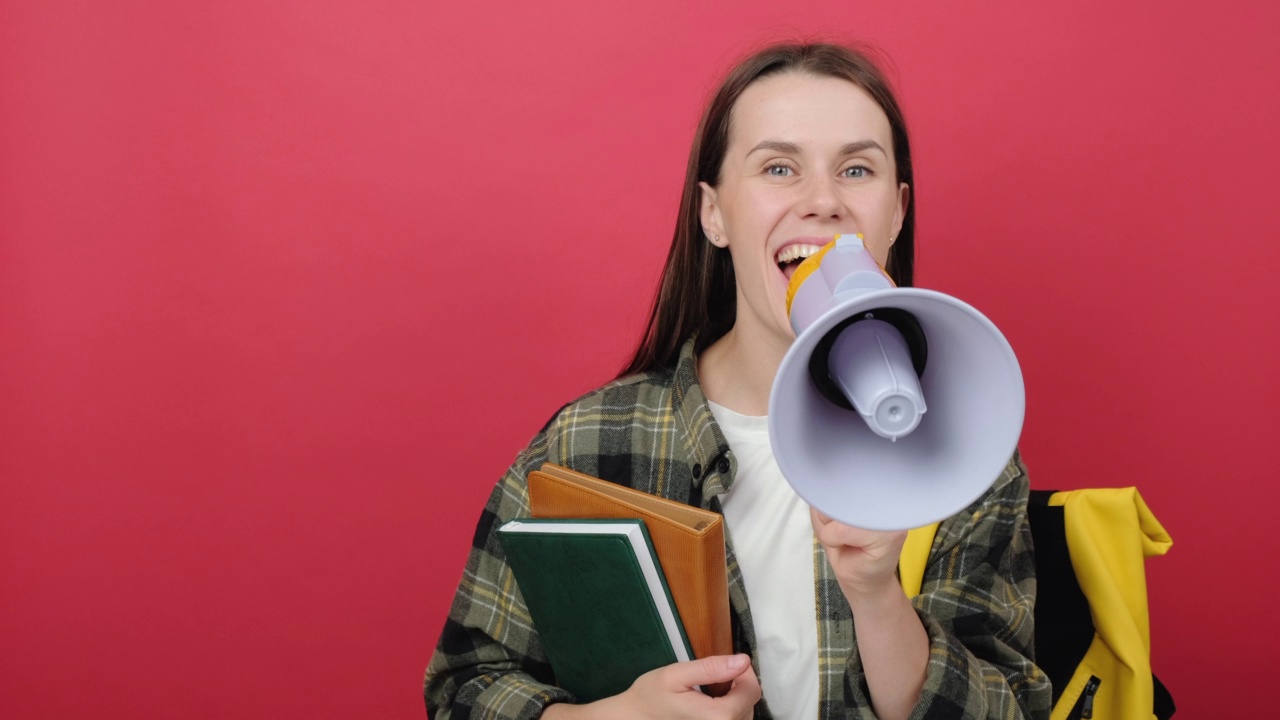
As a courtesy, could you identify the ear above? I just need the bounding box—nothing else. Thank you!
[890,182,911,243]
[699,182,728,248]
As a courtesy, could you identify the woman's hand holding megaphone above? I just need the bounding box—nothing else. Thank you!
[811,508,929,720]
[810,508,907,600]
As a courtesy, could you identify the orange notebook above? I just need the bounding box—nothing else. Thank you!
[527,463,733,695]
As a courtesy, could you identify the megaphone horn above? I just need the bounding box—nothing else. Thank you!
[767,234,1025,531]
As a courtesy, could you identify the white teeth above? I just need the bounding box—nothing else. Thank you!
[775,244,823,266]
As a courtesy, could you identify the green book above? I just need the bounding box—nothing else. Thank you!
[496,518,694,703]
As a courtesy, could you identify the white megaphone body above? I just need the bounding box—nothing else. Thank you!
[767,234,1025,531]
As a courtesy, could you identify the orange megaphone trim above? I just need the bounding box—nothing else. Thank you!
[784,234,896,316]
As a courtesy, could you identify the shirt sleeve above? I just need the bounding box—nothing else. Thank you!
[424,428,576,719]
[845,453,1053,720]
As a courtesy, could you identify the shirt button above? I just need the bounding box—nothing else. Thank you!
[716,457,731,474]
[691,463,702,479]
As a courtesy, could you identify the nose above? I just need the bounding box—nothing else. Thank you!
[798,174,843,221]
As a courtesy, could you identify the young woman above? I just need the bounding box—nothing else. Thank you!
[426,42,1051,720]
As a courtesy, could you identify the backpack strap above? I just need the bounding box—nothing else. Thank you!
[1046,487,1173,720]
[899,522,940,598]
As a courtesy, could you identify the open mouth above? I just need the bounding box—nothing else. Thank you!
[776,243,824,281]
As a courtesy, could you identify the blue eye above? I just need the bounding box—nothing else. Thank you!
[842,166,869,178]
[766,164,794,176]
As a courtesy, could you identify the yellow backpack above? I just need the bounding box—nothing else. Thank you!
[898,487,1174,719]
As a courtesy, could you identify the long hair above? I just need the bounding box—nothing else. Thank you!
[618,42,916,378]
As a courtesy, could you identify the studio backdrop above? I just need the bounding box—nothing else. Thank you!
[2,1,1278,717]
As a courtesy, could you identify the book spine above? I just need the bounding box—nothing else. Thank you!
[683,540,733,660]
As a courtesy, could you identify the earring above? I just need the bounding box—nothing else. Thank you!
[715,235,720,243]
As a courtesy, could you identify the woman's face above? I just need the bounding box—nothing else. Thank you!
[701,71,909,347]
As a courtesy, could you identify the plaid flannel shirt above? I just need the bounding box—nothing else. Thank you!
[426,338,1051,719]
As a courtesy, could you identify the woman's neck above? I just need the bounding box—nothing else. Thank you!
[696,326,791,417]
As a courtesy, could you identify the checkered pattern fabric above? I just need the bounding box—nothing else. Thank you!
[425,338,1050,719]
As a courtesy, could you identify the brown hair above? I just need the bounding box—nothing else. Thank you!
[618,42,916,378]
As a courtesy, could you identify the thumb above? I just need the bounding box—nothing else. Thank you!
[664,654,752,689]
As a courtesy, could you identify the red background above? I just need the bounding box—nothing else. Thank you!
[2,1,1277,717]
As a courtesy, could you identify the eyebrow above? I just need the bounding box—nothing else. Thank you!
[746,139,888,157]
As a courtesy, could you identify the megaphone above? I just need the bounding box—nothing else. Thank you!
[768,234,1024,531]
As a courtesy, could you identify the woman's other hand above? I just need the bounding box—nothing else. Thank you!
[541,654,760,720]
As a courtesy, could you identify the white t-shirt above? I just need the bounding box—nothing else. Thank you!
[709,401,818,720]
